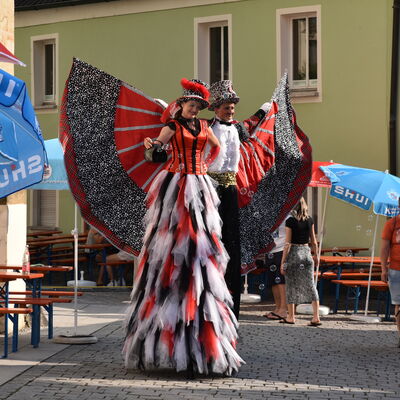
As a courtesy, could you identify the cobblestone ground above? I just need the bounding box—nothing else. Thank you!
[1,301,399,400]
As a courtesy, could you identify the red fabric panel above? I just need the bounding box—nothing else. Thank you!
[114,85,167,190]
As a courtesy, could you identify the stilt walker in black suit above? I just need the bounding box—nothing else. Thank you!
[207,80,271,319]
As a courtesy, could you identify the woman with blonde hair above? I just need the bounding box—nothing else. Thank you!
[280,197,321,326]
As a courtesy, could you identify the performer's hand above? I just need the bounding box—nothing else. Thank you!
[154,98,168,109]
[280,265,286,276]
[144,137,153,149]
[260,102,272,113]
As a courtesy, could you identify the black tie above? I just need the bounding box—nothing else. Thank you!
[218,120,233,126]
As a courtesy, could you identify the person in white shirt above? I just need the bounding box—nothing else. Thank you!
[206,80,271,319]
[263,218,287,320]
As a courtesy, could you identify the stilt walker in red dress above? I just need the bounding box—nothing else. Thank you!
[123,78,244,375]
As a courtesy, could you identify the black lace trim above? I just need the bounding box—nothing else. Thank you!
[167,118,201,137]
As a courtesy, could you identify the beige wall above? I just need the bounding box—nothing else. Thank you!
[0,0,27,333]
[0,0,27,260]
[0,0,15,74]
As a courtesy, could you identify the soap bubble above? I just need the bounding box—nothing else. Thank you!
[356,225,362,232]
[367,214,374,222]
[240,188,247,195]
[366,229,372,236]
[282,263,288,271]
[248,190,254,197]
[299,264,305,270]
[346,250,353,257]
[258,283,265,291]
[270,264,277,272]
[275,277,281,284]
[268,253,274,259]
[253,211,261,219]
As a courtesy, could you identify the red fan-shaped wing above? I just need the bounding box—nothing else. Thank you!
[236,102,277,207]
[115,84,169,191]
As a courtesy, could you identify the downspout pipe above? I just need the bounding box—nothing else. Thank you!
[390,0,400,175]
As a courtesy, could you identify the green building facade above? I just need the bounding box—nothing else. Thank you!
[14,0,395,251]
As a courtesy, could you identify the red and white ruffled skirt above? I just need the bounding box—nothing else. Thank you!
[122,170,244,375]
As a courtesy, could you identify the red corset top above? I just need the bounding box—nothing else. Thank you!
[167,119,209,175]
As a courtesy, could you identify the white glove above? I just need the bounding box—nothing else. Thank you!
[260,102,272,113]
[154,98,168,109]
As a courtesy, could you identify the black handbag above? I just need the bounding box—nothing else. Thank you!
[144,142,167,163]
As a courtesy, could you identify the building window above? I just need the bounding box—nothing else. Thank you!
[209,25,229,83]
[277,6,321,102]
[31,35,58,109]
[30,190,57,229]
[292,16,317,88]
[44,42,55,102]
[195,15,232,84]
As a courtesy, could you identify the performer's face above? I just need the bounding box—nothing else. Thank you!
[215,103,235,122]
[181,100,202,119]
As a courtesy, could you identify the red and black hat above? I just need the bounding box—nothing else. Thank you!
[177,78,210,110]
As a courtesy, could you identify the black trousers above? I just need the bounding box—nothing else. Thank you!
[216,184,241,320]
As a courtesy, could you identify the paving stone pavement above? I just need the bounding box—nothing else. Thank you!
[0,295,399,400]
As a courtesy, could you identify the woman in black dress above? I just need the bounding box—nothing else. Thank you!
[280,197,321,326]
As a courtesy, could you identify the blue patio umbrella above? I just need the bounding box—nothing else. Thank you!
[321,164,400,217]
[320,164,400,320]
[0,68,46,198]
[31,138,69,191]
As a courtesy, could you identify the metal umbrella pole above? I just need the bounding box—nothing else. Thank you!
[350,214,381,323]
[53,204,98,344]
[73,203,79,336]
[315,187,329,286]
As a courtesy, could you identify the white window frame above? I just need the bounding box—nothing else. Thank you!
[28,189,59,229]
[31,33,59,112]
[277,6,322,103]
[194,14,232,83]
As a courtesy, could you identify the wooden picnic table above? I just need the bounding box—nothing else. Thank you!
[28,234,87,244]
[28,237,87,247]
[0,271,44,282]
[27,230,63,237]
[322,271,382,280]
[0,265,73,273]
[318,256,381,313]
[78,243,114,250]
[0,271,44,357]
[320,256,381,265]
[320,247,369,255]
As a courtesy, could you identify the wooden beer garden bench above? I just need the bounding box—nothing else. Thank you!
[331,279,390,319]
[0,271,44,358]
[1,296,72,349]
[0,266,83,354]
[27,230,63,238]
